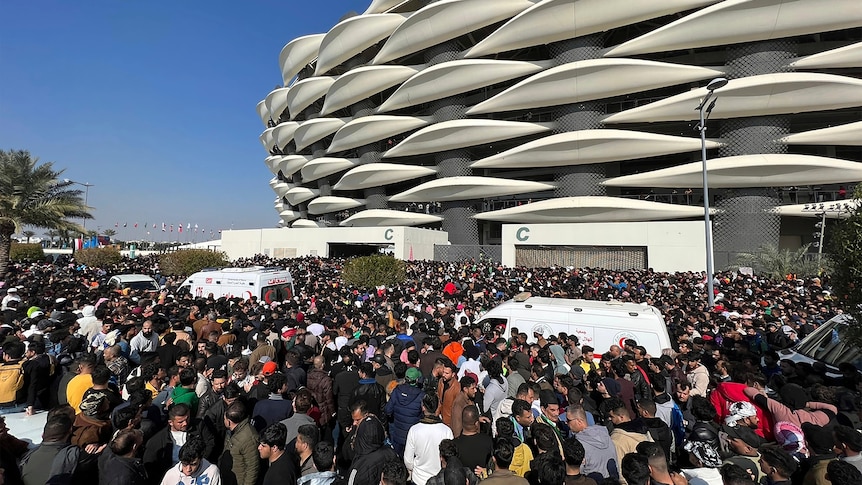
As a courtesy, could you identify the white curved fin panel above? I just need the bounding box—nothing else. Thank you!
[273,122,301,149]
[341,209,444,227]
[328,116,432,154]
[472,130,720,168]
[285,187,320,205]
[383,120,552,158]
[321,65,420,115]
[256,100,269,127]
[372,0,536,65]
[389,176,555,202]
[293,118,348,151]
[333,163,438,191]
[377,60,550,113]
[265,87,291,123]
[781,121,862,146]
[277,155,311,178]
[606,0,862,57]
[467,59,723,115]
[259,128,276,153]
[269,177,280,190]
[272,181,292,198]
[291,219,326,228]
[279,34,326,85]
[279,210,300,224]
[316,14,408,75]
[287,77,337,120]
[363,0,406,15]
[301,157,362,182]
[475,196,706,223]
[265,156,282,174]
[466,0,718,58]
[307,196,366,215]
[604,73,862,124]
[775,201,860,219]
[602,154,862,188]
[791,41,862,69]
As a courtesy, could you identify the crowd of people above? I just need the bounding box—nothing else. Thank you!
[0,254,860,485]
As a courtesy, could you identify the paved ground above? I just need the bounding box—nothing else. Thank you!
[5,410,48,448]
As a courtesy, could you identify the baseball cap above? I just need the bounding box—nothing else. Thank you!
[371,354,387,365]
[405,367,422,385]
[262,361,278,376]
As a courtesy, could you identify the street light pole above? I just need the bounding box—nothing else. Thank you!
[696,77,728,309]
[803,201,854,274]
[64,179,94,230]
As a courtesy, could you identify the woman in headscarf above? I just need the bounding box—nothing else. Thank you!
[548,344,571,376]
[482,359,508,417]
[347,414,398,485]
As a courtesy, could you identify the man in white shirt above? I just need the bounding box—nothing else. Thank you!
[404,393,454,485]
[1,288,20,311]
[159,436,221,485]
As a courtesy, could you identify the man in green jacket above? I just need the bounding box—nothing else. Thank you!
[221,400,260,485]
[171,368,200,416]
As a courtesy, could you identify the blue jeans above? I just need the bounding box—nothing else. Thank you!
[0,404,26,415]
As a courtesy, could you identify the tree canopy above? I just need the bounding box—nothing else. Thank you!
[0,149,91,278]
[826,187,862,346]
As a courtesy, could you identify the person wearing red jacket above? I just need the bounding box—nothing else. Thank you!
[710,381,774,441]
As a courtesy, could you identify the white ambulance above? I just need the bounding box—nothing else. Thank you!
[475,294,673,358]
[178,266,294,304]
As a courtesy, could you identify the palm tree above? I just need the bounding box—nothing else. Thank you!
[21,230,35,243]
[732,243,822,279]
[0,150,91,278]
[57,228,73,249]
[103,228,117,238]
[44,229,59,248]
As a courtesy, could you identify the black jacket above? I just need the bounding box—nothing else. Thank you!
[141,419,214,484]
[98,448,148,485]
[21,354,52,408]
[643,417,674,461]
[628,368,652,402]
[347,416,397,485]
[349,379,387,423]
[334,368,360,428]
[284,365,307,394]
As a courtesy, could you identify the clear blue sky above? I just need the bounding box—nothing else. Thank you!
[1,0,368,242]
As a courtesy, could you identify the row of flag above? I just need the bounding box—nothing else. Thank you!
[112,222,221,234]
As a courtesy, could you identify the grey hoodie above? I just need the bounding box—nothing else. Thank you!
[575,425,619,480]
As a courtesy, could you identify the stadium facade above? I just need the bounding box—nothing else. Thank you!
[256,0,861,268]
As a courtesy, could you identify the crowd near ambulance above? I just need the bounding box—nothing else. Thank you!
[0,254,860,485]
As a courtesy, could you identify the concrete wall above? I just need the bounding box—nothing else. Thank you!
[501,221,708,272]
[220,227,449,261]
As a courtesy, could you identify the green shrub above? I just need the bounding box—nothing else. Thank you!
[160,249,229,276]
[74,246,122,268]
[341,254,406,289]
[10,243,45,263]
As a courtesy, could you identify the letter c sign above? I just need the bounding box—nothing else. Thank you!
[384,229,394,241]
[516,227,530,241]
